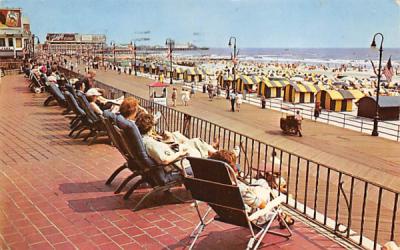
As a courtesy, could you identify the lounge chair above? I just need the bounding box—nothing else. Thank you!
[102,111,134,190]
[183,157,292,250]
[44,83,67,108]
[117,115,189,210]
[75,92,108,145]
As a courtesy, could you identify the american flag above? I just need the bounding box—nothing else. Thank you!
[383,56,394,82]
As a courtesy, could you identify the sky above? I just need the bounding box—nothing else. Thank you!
[3,0,400,48]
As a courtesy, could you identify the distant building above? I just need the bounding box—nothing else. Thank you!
[43,33,106,56]
[0,8,31,61]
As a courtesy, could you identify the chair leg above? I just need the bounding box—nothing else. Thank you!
[131,185,163,211]
[115,173,139,194]
[83,129,94,142]
[105,163,128,185]
[188,205,213,250]
[74,126,88,139]
[88,131,99,145]
[123,178,146,200]
[44,96,54,106]
[69,121,83,137]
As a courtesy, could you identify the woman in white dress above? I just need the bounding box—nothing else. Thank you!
[236,91,243,112]
[182,89,190,106]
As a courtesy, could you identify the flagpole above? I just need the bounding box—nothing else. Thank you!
[370,32,384,136]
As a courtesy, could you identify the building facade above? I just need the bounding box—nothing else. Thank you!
[0,8,31,62]
[44,33,106,56]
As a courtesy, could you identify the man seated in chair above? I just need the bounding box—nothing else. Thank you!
[210,149,294,227]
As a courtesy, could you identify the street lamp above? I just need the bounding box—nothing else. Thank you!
[31,34,40,59]
[228,36,237,92]
[130,40,137,76]
[370,33,384,136]
[165,38,175,84]
[110,41,116,65]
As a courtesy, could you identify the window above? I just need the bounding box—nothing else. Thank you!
[16,38,22,48]
[0,38,5,47]
[8,38,14,47]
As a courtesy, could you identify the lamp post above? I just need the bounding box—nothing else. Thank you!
[31,34,40,59]
[130,41,137,76]
[101,43,104,67]
[228,36,237,92]
[129,40,137,76]
[110,41,116,65]
[165,38,175,84]
[370,33,384,136]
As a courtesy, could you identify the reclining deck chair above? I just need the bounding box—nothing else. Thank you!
[44,83,67,108]
[64,91,89,137]
[101,111,136,193]
[76,92,108,145]
[117,115,189,210]
[184,157,292,250]
[29,73,46,93]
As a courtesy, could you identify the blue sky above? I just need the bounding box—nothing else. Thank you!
[4,0,400,48]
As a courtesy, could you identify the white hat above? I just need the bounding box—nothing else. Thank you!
[86,88,102,96]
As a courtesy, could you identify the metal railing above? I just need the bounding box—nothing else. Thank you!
[60,67,399,250]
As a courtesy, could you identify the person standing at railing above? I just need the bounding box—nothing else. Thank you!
[261,95,266,109]
[314,102,321,121]
[295,110,303,137]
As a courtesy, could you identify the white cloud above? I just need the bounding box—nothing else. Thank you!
[395,0,400,6]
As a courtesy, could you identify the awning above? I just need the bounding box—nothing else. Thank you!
[323,89,364,100]
[263,77,290,88]
[186,68,202,75]
[240,75,256,85]
[290,83,322,93]
[148,82,169,87]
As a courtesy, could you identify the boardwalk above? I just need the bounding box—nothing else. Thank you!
[0,75,348,249]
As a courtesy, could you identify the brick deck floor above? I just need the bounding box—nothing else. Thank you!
[0,75,346,249]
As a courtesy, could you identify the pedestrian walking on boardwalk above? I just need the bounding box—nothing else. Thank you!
[295,110,303,137]
[171,87,177,107]
[236,91,243,112]
[182,89,190,106]
[229,91,236,112]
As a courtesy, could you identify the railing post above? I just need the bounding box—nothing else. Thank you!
[327,111,330,123]
[397,125,400,141]
[343,114,346,128]
[361,119,363,132]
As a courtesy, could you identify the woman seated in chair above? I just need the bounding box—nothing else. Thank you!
[86,88,124,115]
[135,112,219,167]
[209,149,294,226]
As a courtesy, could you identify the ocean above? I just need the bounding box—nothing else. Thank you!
[174,48,400,66]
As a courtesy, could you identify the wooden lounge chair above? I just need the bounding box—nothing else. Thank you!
[183,157,292,250]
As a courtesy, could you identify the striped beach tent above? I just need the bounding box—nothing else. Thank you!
[184,68,204,82]
[283,82,323,103]
[316,89,364,112]
[258,77,290,98]
[236,75,258,92]
[217,74,234,89]
[173,67,184,80]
